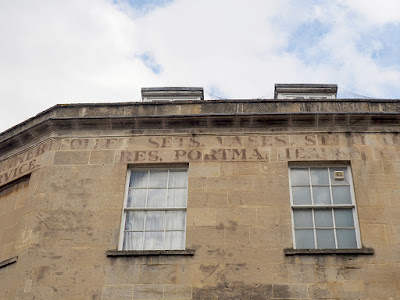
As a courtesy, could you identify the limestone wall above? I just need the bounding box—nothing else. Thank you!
[0,131,399,299]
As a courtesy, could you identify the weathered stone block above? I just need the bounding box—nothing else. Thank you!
[187,189,227,208]
[352,160,384,175]
[164,284,192,299]
[250,226,290,247]
[187,208,216,226]
[103,265,141,285]
[224,225,250,246]
[186,226,224,247]
[365,283,397,299]
[273,283,308,298]
[140,265,178,284]
[53,151,90,165]
[360,224,388,245]
[357,207,386,224]
[133,284,164,299]
[189,162,220,177]
[374,147,399,160]
[188,177,207,193]
[227,189,278,207]
[256,207,291,228]
[102,285,134,300]
[307,283,343,299]
[193,282,272,300]
[216,207,257,227]
[342,280,364,292]
[89,150,115,165]
[206,177,253,192]
[221,162,261,176]
[278,263,316,284]
[383,161,400,175]
[387,189,400,207]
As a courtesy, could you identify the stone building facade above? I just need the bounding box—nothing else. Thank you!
[0,95,399,299]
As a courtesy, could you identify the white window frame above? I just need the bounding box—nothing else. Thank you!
[279,94,335,99]
[118,167,188,251]
[288,164,361,249]
[143,96,202,102]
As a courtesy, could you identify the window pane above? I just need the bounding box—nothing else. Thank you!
[314,210,333,228]
[122,168,188,251]
[124,211,134,230]
[148,170,168,188]
[166,211,186,230]
[293,210,313,228]
[316,230,335,249]
[166,189,187,207]
[330,167,349,184]
[311,168,329,185]
[332,186,352,204]
[165,231,185,250]
[169,170,188,188]
[289,166,359,251]
[145,211,165,230]
[147,189,166,207]
[336,229,357,248]
[295,229,315,249]
[125,211,145,231]
[143,231,164,250]
[291,168,310,186]
[127,189,147,207]
[292,187,311,205]
[123,232,143,250]
[130,171,148,188]
[313,187,331,205]
[334,209,354,227]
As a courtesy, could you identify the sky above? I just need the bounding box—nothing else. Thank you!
[0,0,400,133]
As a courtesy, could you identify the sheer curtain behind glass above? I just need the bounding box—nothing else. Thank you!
[290,166,359,250]
[121,168,188,251]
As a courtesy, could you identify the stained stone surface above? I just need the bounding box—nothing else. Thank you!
[0,100,399,299]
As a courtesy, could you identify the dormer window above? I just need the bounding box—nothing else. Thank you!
[142,87,204,102]
[274,84,337,99]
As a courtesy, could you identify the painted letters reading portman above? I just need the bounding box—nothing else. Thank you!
[0,134,374,185]
[0,141,51,186]
[118,134,369,163]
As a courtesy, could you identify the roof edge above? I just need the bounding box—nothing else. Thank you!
[1,98,400,149]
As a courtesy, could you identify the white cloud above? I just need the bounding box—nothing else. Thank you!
[339,0,400,24]
[0,0,399,133]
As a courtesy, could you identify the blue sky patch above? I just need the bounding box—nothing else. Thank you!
[208,86,227,100]
[137,52,162,74]
[356,24,400,69]
[114,0,173,14]
[285,20,331,64]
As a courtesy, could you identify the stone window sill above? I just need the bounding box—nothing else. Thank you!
[0,256,18,269]
[284,248,374,255]
[106,249,195,257]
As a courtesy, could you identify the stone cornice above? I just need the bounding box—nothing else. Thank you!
[1,99,399,155]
